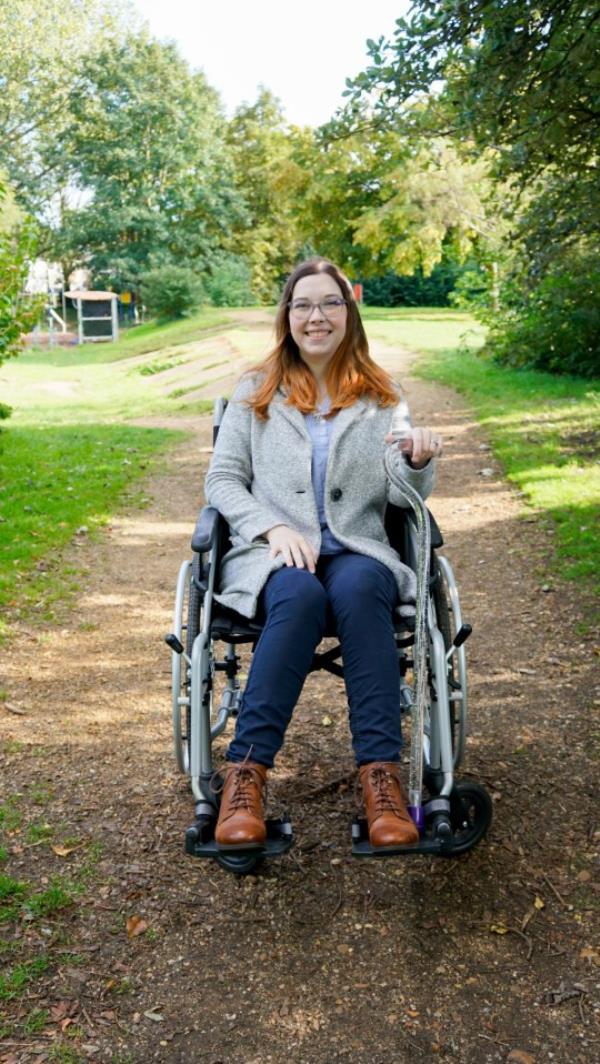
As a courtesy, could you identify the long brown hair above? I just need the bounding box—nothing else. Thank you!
[246,259,397,419]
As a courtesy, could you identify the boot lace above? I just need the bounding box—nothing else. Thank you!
[211,750,266,818]
[363,766,404,819]
[227,766,265,813]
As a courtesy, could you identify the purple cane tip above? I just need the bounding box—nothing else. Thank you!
[408,805,425,832]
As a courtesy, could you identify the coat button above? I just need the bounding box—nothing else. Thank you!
[330,487,343,501]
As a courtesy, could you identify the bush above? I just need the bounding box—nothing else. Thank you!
[140,266,205,320]
[488,260,600,379]
[205,255,254,307]
[362,260,463,307]
[0,216,41,370]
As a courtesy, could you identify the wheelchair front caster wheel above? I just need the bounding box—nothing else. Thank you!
[443,781,493,856]
[216,851,264,875]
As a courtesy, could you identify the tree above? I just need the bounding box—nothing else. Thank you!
[51,32,245,289]
[0,178,40,384]
[140,266,205,320]
[343,1,600,376]
[224,89,311,301]
[351,140,498,277]
[344,1,600,182]
[0,0,128,216]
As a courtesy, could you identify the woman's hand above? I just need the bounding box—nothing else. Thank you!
[385,427,443,469]
[385,427,443,467]
[265,524,318,573]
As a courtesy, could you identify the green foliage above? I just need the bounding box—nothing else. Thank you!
[205,255,254,307]
[344,1,600,380]
[344,1,599,183]
[0,181,42,371]
[363,259,464,307]
[350,140,495,278]
[140,266,205,320]
[225,89,308,300]
[488,256,600,379]
[52,32,244,287]
[0,0,128,214]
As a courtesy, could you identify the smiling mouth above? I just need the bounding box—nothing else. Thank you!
[305,330,331,338]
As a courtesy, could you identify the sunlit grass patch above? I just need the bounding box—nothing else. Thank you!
[0,422,181,632]
[363,307,486,352]
[413,344,599,600]
[24,306,233,366]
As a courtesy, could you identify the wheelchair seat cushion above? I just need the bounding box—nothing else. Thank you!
[209,601,414,644]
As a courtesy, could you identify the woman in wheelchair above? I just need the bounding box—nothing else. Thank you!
[205,259,443,853]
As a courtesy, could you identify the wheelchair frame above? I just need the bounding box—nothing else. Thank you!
[167,400,492,873]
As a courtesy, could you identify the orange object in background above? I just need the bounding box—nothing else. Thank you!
[353,282,363,303]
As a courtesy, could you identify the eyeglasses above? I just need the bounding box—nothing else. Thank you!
[288,296,348,320]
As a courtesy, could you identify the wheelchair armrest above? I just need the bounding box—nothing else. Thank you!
[191,506,221,554]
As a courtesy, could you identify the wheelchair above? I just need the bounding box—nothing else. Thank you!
[166,398,492,874]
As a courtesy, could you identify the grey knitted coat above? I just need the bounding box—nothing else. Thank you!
[204,376,435,619]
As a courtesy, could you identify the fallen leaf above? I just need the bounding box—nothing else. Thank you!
[3,703,26,716]
[580,947,600,966]
[51,1001,72,1022]
[490,923,509,934]
[534,895,545,910]
[51,843,83,857]
[126,915,148,939]
[144,1010,164,1022]
[507,1051,535,1064]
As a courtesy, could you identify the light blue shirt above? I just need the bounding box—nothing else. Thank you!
[304,399,345,555]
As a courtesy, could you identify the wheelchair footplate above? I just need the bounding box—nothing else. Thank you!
[351,817,455,857]
[352,781,493,858]
[185,809,293,871]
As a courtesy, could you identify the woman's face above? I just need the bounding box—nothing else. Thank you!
[288,272,348,371]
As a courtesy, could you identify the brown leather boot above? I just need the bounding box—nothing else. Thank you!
[214,761,268,850]
[359,761,419,848]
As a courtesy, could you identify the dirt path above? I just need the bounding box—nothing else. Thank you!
[1,339,598,1064]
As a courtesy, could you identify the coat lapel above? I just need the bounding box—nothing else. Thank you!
[271,389,369,446]
[329,398,368,450]
[271,391,311,441]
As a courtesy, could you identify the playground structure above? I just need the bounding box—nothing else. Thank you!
[65,290,119,344]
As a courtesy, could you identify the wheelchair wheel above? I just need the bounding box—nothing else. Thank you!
[172,555,208,774]
[433,555,468,767]
[431,558,457,751]
[442,781,492,856]
[216,852,264,875]
[172,560,192,773]
[185,555,202,657]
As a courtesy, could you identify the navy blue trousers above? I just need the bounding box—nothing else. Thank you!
[227,551,402,768]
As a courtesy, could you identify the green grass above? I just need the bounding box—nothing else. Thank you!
[362,305,486,353]
[412,343,599,599]
[0,307,269,633]
[0,807,95,1012]
[26,306,233,366]
[0,423,179,632]
[0,956,51,1001]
